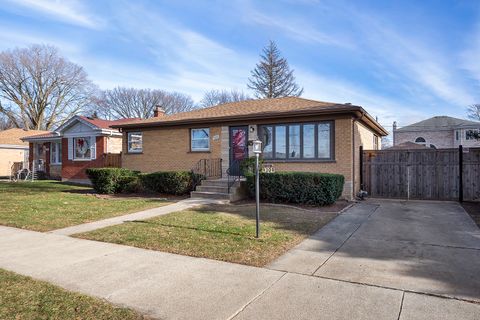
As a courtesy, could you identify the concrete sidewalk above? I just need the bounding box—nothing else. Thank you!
[50,198,225,236]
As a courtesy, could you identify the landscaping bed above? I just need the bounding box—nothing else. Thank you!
[0,181,171,232]
[75,203,338,267]
[0,268,144,319]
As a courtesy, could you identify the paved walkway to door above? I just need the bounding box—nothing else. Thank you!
[0,200,479,319]
[50,198,225,236]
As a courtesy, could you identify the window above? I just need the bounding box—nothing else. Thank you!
[415,137,426,145]
[128,132,143,153]
[466,129,479,140]
[259,121,334,161]
[456,131,459,141]
[191,128,210,151]
[318,123,331,159]
[373,135,379,150]
[261,126,273,158]
[50,141,62,164]
[303,124,315,158]
[289,125,300,159]
[74,137,92,160]
[275,126,287,158]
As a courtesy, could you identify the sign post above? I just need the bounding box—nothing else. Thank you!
[252,140,262,238]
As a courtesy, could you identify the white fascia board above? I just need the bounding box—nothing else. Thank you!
[0,144,28,149]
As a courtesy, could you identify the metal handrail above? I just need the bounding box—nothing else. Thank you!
[191,158,223,190]
[227,159,243,193]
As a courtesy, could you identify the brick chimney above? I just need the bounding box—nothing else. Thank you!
[153,105,166,117]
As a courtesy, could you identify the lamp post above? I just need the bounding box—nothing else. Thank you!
[252,140,262,238]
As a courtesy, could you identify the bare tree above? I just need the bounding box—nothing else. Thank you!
[467,104,480,121]
[199,89,251,107]
[0,113,13,130]
[95,87,195,119]
[0,44,96,130]
[248,40,303,98]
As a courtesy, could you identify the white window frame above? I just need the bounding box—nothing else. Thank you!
[191,128,210,152]
[50,141,62,164]
[73,136,92,161]
[127,132,143,153]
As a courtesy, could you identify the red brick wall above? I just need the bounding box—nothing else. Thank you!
[61,136,106,179]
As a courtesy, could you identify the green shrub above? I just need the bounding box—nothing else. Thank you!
[239,156,264,175]
[140,171,202,195]
[86,168,139,194]
[246,172,344,206]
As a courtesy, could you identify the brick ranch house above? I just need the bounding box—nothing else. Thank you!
[22,115,137,184]
[113,97,388,200]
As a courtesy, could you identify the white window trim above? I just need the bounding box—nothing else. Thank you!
[50,141,62,165]
[191,128,210,152]
[127,132,143,153]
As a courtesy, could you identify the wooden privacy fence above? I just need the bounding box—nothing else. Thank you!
[361,146,480,201]
[103,153,122,168]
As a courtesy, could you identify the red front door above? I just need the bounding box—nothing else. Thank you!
[229,126,248,175]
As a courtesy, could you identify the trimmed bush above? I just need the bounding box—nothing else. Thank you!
[140,171,202,195]
[246,172,344,206]
[86,168,139,194]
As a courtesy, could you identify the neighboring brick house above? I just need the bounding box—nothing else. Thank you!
[22,115,138,184]
[0,128,50,177]
[113,97,388,200]
[393,116,480,149]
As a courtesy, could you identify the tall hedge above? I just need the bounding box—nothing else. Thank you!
[86,168,139,194]
[139,171,202,195]
[246,172,344,205]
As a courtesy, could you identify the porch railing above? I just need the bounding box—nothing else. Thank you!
[227,159,243,193]
[191,158,223,179]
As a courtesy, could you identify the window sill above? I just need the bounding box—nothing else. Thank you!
[127,151,143,154]
[50,163,62,165]
[72,159,92,162]
[188,150,211,154]
[263,159,336,163]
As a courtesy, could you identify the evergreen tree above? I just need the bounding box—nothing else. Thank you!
[248,41,303,98]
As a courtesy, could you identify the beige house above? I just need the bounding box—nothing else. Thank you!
[113,97,387,200]
[0,128,50,177]
[393,116,480,149]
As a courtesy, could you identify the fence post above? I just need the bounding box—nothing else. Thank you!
[359,145,364,190]
[459,145,463,202]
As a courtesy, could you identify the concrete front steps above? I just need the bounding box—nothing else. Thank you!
[191,178,247,202]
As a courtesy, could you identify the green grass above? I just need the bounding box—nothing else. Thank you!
[76,204,337,267]
[0,181,170,232]
[0,268,144,320]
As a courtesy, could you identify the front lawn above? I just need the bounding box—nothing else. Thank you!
[76,204,337,267]
[0,181,171,232]
[0,268,143,319]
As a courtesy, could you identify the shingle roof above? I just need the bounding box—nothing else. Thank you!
[396,116,480,132]
[112,97,388,135]
[0,128,50,146]
[78,116,141,129]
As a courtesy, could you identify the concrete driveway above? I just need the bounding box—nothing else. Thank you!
[269,200,480,306]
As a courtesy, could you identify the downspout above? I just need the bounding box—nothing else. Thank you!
[352,111,366,199]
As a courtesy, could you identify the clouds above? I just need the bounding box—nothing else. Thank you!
[6,0,103,29]
[0,0,478,128]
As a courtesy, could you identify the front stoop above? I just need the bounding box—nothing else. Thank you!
[191,178,248,202]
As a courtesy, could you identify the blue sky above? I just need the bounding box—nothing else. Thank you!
[0,0,479,131]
